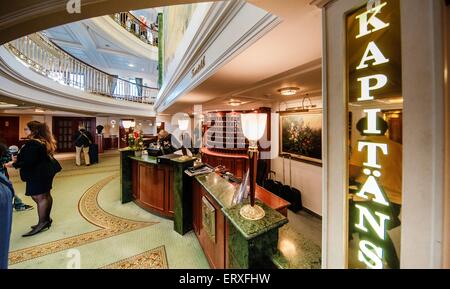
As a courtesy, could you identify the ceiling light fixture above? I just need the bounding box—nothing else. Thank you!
[278,87,300,96]
[228,99,242,107]
[128,63,135,67]
[0,102,18,108]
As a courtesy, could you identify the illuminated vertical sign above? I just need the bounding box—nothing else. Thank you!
[347,0,402,269]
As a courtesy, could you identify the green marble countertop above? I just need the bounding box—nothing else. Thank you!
[223,200,288,240]
[195,173,237,209]
[129,155,158,164]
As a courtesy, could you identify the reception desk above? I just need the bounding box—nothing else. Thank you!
[120,149,289,269]
[193,173,289,269]
[201,148,248,179]
[130,155,174,218]
[120,150,195,233]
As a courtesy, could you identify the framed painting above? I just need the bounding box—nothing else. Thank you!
[279,111,322,166]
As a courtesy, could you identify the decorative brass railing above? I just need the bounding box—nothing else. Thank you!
[111,12,158,46]
[5,33,158,104]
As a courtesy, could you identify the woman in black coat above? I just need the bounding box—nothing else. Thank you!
[6,121,58,237]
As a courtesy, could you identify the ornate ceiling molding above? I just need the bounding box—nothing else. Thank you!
[154,0,281,113]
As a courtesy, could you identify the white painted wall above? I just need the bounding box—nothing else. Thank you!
[270,97,323,216]
[445,1,450,269]
[17,115,53,138]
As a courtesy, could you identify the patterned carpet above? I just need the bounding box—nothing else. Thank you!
[7,153,209,269]
[9,173,157,266]
[101,246,168,269]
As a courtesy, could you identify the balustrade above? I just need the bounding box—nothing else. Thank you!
[5,33,158,104]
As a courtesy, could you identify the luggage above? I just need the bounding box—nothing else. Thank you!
[281,156,294,206]
[263,171,283,197]
[88,144,99,164]
[287,154,302,212]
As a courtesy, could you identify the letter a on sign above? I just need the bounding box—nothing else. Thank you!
[356,41,390,70]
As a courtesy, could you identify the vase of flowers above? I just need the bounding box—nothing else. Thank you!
[128,130,145,156]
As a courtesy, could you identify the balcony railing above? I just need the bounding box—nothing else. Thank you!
[5,33,158,104]
[111,12,158,47]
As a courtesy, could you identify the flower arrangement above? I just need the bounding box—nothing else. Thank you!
[128,130,145,151]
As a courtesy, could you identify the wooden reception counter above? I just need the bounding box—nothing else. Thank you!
[120,150,195,228]
[193,172,289,269]
[120,149,289,269]
[129,155,174,218]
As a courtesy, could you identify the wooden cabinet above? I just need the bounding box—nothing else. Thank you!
[131,160,174,218]
[139,164,166,212]
[192,180,226,269]
[132,160,139,199]
[103,136,119,150]
[192,175,290,269]
[201,148,248,179]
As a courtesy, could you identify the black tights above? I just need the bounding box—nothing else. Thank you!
[31,193,53,225]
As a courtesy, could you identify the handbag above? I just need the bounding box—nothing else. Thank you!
[48,154,62,175]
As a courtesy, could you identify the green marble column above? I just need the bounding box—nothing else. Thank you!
[223,200,288,269]
[171,157,195,235]
[120,149,134,204]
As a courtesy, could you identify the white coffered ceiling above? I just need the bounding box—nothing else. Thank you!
[44,17,159,86]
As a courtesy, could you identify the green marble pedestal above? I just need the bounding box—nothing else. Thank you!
[223,200,288,269]
[171,157,195,235]
[120,149,134,204]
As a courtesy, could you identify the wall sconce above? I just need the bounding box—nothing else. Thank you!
[278,87,300,96]
[240,112,267,221]
[122,120,135,132]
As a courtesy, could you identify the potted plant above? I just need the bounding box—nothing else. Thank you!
[128,130,145,156]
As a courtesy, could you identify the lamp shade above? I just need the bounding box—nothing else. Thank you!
[178,119,189,131]
[241,113,267,142]
[122,120,134,129]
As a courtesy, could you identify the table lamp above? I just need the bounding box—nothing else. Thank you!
[240,112,267,221]
[178,118,189,156]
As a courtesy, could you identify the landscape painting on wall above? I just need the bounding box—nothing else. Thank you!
[280,112,322,166]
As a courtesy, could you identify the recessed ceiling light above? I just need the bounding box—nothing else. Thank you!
[228,99,242,107]
[278,87,300,96]
[128,64,135,67]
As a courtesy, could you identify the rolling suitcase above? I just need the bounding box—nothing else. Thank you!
[288,155,303,212]
[89,144,99,164]
[281,155,294,206]
[263,171,283,197]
